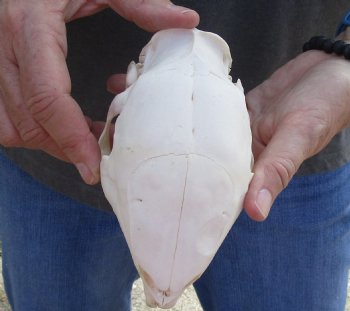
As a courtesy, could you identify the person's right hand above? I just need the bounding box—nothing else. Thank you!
[0,0,199,184]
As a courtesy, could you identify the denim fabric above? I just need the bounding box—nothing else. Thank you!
[0,151,138,311]
[195,160,350,311]
[0,150,350,311]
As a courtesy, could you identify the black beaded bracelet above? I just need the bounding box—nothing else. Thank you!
[302,35,350,59]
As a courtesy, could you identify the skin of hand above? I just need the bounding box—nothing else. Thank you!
[0,0,199,185]
[244,50,350,221]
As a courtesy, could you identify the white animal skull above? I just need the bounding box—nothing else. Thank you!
[99,28,253,308]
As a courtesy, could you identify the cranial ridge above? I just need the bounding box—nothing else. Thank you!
[99,28,253,308]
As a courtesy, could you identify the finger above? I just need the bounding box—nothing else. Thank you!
[15,13,100,184]
[108,0,200,32]
[91,121,106,140]
[84,116,104,141]
[244,122,311,221]
[93,121,116,150]
[107,73,127,94]
[0,59,69,161]
[82,118,108,154]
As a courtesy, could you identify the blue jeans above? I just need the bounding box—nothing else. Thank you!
[0,151,349,311]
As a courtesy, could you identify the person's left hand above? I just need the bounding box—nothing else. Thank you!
[243,50,350,221]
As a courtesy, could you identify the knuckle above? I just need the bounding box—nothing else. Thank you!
[307,114,330,140]
[60,132,91,157]
[18,123,48,146]
[26,91,61,125]
[290,109,331,155]
[265,157,297,190]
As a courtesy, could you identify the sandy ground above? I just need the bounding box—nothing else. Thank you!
[0,248,349,311]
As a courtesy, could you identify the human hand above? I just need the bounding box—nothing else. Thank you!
[0,0,199,184]
[243,51,350,221]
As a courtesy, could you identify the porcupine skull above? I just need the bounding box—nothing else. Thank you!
[99,28,253,308]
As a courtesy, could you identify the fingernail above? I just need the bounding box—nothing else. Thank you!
[76,163,96,185]
[255,189,272,219]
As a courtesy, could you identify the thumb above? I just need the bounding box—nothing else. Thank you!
[108,0,199,32]
[244,124,311,221]
[17,10,101,184]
